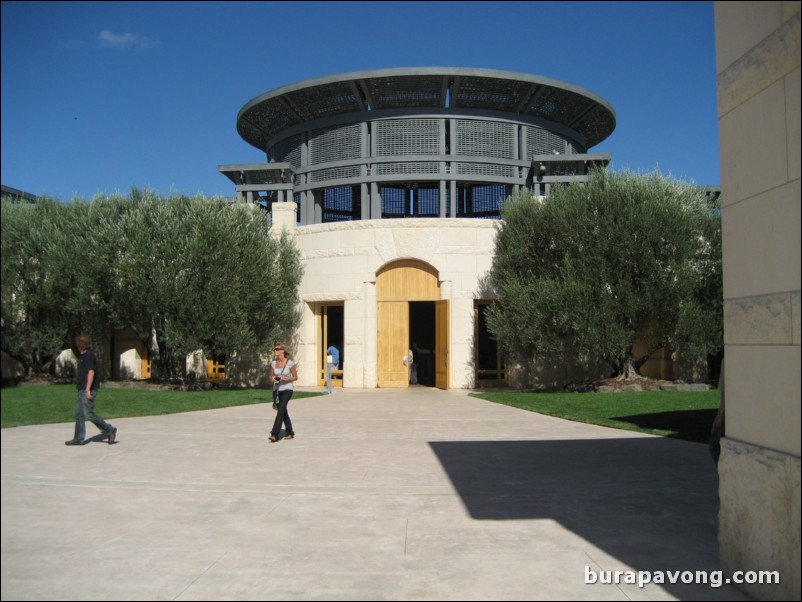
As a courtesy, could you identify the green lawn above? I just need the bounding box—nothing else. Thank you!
[471,390,721,443]
[1,384,321,428]
[3,385,720,444]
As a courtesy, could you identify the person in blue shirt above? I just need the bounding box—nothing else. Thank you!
[325,345,340,394]
[327,345,340,370]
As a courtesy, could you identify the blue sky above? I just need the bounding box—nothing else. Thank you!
[1,1,720,201]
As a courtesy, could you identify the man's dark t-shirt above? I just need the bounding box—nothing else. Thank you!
[76,350,101,391]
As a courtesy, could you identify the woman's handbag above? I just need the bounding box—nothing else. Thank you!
[272,363,288,410]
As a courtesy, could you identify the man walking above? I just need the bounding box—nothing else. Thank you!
[65,335,117,446]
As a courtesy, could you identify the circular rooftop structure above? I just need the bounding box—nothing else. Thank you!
[237,67,616,151]
[221,67,616,223]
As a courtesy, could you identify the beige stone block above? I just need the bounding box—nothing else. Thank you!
[787,67,801,181]
[717,10,801,115]
[331,272,363,298]
[374,228,397,265]
[722,179,801,298]
[346,228,378,250]
[450,299,475,344]
[450,341,473,389]
[718,438,801,601]
[302,229,344,253]
[719,81,789,204]
[475,254,493,277]
[726,344,801,455]
[475,224,500,251]
[716,2,785,73]
[342,362,364,388]
[392,228,436,261]
[783,0,802,22]
[440,253,476,280]
[724,292,794,344]
[439,227,477,251]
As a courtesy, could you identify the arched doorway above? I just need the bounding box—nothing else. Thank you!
[376,260,449,389]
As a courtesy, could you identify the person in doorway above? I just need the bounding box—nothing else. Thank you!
[65,335,117,446]
[325,345,339,395]
[269,344,298,442]
[326,345,340,370]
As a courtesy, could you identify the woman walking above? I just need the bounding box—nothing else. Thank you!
[269,344,298,442]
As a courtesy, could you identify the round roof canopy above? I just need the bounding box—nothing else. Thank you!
[237,67,616,151]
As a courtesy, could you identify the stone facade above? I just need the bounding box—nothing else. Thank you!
[715,2,801,599]
[283,212,499,389]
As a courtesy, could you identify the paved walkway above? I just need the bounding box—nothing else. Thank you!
[1,387,749,600]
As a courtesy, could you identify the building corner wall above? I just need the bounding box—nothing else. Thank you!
[715,2,801,600]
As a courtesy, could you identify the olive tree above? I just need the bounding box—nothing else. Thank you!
[98,191,302,379]
[487,169,722,380]
[1,191,302,381]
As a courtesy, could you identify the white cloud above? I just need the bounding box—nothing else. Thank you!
[98,30,154,50]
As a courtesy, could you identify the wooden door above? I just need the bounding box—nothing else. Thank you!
[435,300,449,389]
[378,301,410,387]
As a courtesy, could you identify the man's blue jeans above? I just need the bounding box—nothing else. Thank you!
[74,389,113,441]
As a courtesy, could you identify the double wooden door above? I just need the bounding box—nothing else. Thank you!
[377,299,449,389]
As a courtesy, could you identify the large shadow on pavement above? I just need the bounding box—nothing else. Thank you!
[430,437,734,599]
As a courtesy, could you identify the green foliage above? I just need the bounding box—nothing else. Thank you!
[487,169,722,378]
[1,199,81,374]
[1,192,303,379]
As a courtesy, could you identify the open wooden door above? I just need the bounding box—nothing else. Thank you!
[378,301,409,387]
[435,300,449,389]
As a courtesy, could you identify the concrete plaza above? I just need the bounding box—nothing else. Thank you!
[1,387,749,600]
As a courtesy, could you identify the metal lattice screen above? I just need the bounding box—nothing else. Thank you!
[379,186,445,218]
[373,161,441,175]
[380,186,409,218]
[269,134,303,166]
[455,162,516,177]
[310,123,362,165]
[527,126,566,156]
[308,165,361,183]
[455,120,515,159]
[456,184,507,219]
[373,119,441,156]
[322,186,360,222]
[414,187,440,217]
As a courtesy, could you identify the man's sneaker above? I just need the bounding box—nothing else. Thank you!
[107,428,117,444]
[64,439,84,446]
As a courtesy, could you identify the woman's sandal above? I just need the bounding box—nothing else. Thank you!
[284,434,295,440]
[269,435,278,443]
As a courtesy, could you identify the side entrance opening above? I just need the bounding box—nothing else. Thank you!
[318,304,344,387]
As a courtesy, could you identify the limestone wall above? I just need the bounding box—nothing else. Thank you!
[715,2,801,599]
[293,217,498,388]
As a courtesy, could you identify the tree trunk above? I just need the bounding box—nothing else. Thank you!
[615,352,643,381]
[153,339,183,382]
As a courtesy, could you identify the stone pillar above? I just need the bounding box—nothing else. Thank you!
[363,279,377,388]
[296,301,317,387]
[715,3,801,599]
[270,202,297,235]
